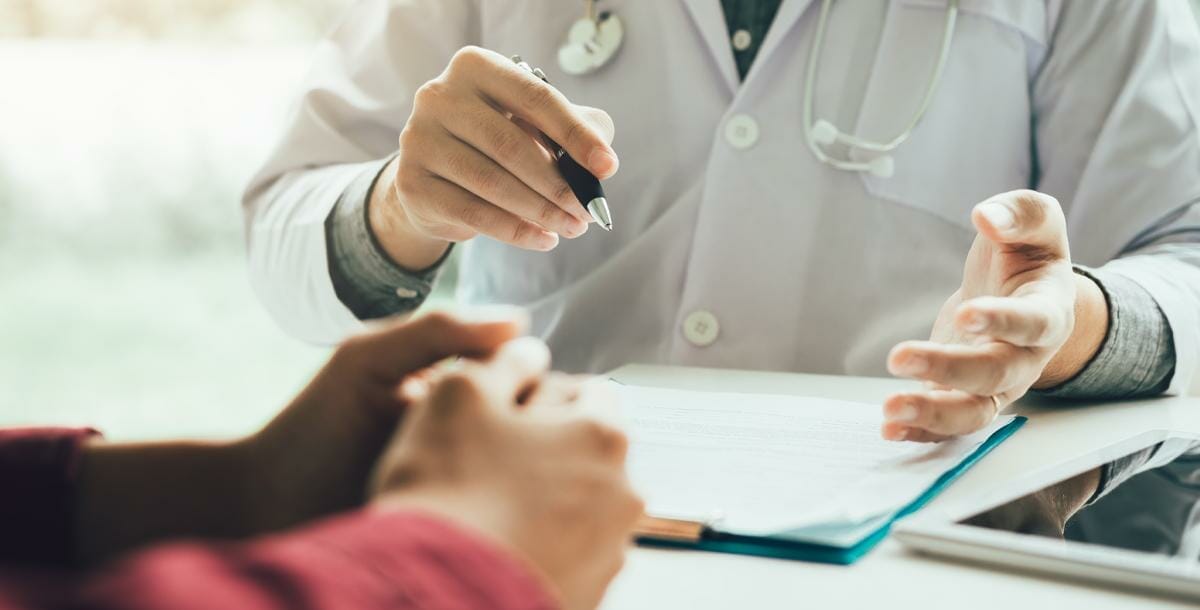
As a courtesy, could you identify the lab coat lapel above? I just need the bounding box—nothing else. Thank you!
[746,0,816,81]
[678,0,739,94]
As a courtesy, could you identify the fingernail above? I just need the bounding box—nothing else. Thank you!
[902,355,928,376]
[588,148,618,177]
[502,336,552,370]
[563,219,588,238]
[884,427,908,441]
[399,377,430,402]
[889,403,918,422]
[980,203,1014,232]
[537,231,560,251]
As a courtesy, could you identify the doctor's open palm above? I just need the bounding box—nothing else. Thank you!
[882,190,1093,442]
[368,46,618,272]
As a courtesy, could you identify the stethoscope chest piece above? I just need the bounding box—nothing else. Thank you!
[558,12,624,75]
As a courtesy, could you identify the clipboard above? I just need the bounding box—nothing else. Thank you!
[633,416,1026,565]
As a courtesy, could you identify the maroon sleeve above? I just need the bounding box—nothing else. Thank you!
[0,428,99,566]
[1,510,558,610]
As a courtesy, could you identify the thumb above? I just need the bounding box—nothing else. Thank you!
[971,189,1069,259]
[349,306,529,383]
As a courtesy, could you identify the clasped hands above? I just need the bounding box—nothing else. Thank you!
[242,310,641,610]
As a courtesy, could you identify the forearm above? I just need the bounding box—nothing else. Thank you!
[75,438,257,564]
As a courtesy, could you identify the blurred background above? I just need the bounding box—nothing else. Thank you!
[0,0,395,440]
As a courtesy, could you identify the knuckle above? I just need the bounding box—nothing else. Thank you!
[927,403,946,430]
[552,180,576,207]
[510,219,535,245]
[457,203,488,230]
[984,354,1011,389]
[450,46,489,72]
[519,77,559,113]
[536,201,560,226]
[464,160,505,195]
[413,79,452,109]
[487,125,524,161]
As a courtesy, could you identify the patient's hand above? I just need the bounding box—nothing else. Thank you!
[371,340,642,610]
[242,308,529,532]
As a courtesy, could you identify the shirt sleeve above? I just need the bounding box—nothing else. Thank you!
[325,155,450,320]
[1032,0,1200,397]
[1035,266,1176,400]
[1,510,557,610]
[242,0,478,344]
[0,427,99,567]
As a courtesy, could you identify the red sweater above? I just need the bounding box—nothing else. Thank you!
[0,429,556,610]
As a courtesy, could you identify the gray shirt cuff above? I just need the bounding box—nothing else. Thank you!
[324,155,451,320]
[1034,266,1176,400]
[1088,444,1160,506]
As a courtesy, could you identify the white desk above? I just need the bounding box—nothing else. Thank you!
[602,365,1200,610]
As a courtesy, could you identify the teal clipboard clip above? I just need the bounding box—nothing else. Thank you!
[635,416,1027,565]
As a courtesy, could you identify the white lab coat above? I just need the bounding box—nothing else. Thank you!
[245,0,1200,391]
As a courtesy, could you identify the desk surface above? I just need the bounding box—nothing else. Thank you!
[601,365,1200,610]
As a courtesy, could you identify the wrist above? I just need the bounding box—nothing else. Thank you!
[1035,272,1109,388]
[240,390,402,534]
[368,157,452,271]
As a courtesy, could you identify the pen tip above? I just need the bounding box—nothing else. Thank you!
[587,198,613,232]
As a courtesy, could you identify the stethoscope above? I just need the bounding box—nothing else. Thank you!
[558,0,625,76]
[560,0,959,179]
[803,0,959,178]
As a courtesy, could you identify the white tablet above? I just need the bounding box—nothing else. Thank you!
[895,436,1200,603]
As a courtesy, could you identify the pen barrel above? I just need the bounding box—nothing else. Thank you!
[557,151,606,210]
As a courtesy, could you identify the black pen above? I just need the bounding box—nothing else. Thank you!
[512,55,613,231]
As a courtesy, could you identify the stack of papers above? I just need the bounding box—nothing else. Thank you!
[615,382,1022,563]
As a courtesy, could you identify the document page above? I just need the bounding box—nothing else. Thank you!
[617,383,1013,537]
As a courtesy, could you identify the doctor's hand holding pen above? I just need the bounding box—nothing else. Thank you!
[882,190,1110,442]
[368,46,619,272]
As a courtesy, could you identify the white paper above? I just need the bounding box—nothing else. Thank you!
[617,383,1013,537]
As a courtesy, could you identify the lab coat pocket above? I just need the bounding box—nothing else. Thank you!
[852,0,1048,230]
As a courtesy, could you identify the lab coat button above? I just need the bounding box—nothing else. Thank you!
[725,114,759,149]
[732,29,753,52]
[683,310,720,347]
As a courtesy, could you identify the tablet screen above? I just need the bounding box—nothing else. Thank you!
[958,439,1200,561]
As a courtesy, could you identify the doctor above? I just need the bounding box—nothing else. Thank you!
[245,0,1200,444]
